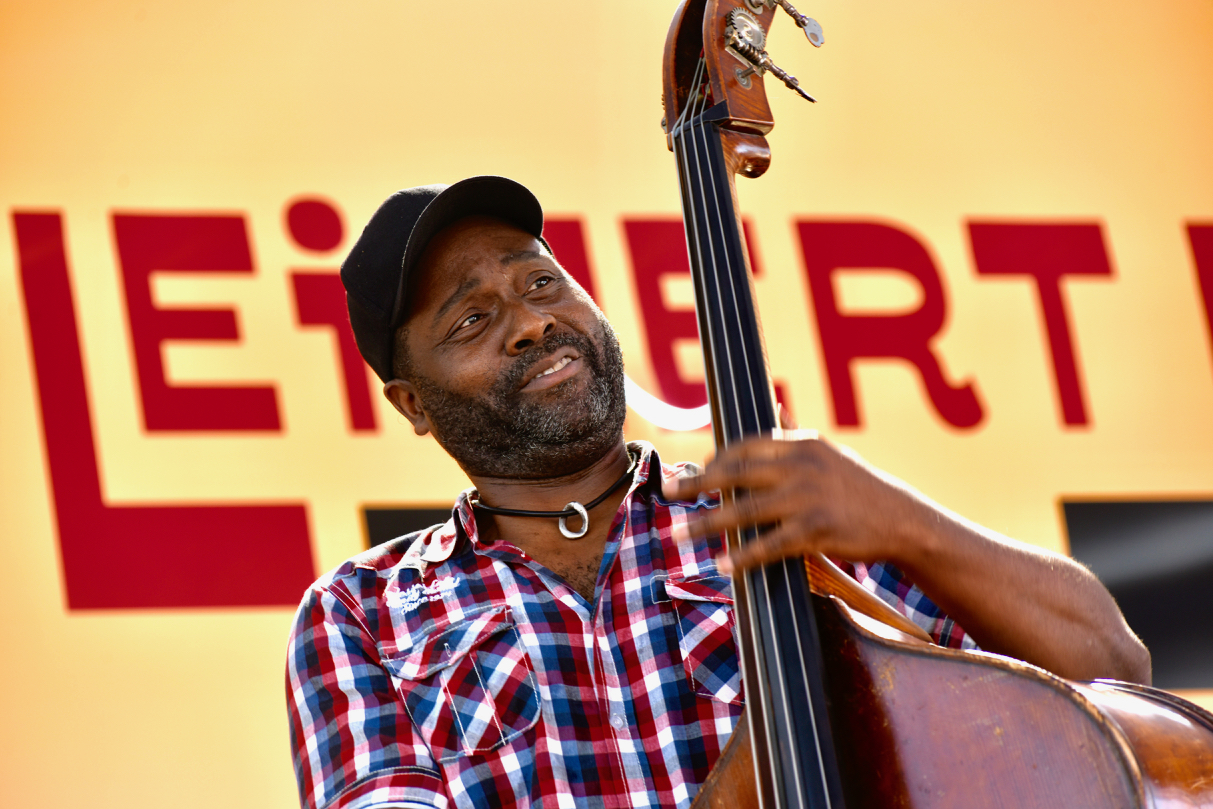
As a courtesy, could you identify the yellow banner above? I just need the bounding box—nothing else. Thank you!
[2,1,1211,807]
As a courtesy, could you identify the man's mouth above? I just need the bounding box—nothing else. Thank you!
[537,356,573,378]
[519,347,584,391]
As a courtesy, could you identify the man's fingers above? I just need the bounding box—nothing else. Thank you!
[661,432,832,506]
[700,458,789,494]
[777,403,799,431]
[717,524,817,574]
[661,474,700,501]
[664,442,812,501]
[670,489,798,543]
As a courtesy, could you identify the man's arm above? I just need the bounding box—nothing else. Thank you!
[663,431,1151,685]
[287,582,450,809]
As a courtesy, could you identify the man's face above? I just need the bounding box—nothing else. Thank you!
[388,215,627,480]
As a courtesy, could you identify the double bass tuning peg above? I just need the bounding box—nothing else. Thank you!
[769,0,824,48]
[727,5,822,103]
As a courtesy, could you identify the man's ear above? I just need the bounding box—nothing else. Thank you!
[384,379,432,436]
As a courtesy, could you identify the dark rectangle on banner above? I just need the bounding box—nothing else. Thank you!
[1063,499,1213,689]
[364,507,453,547]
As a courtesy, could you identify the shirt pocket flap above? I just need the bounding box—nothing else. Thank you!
[664,575,733,605]
[663,575,743,705]
[380,606,540,762]
[384,607,513,682]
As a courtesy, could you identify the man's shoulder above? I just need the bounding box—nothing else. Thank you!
[346,527,441,570]
[291,514,480,642]
[308,517,459,599]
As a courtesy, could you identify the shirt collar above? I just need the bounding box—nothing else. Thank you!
[435,440,659,561]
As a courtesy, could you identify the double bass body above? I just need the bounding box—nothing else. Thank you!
[821,596,1213,807]
[698,594,1213,808]
[660,1,1213,806]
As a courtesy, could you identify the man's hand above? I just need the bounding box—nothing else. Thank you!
[662,428,921,574]
[661,411,1152,685]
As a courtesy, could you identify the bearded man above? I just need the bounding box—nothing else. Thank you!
[286,176,1149,809]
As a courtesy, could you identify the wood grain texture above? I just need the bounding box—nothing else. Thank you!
[661,0,707,152]
[691,719,762,809]
[819,596,1141,808]
[704,0,776,135]
[807,553,935,645]
[1073,682,1213,807]
[720,129,771,179]
[663,0,782,154]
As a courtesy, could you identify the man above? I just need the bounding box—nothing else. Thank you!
[286,176,1149,809]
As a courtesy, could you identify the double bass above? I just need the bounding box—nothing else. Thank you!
[659,1,1213,806]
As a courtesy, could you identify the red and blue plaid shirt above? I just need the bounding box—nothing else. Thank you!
[286,442,972,809]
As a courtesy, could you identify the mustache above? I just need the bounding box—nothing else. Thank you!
[496,332,597,396]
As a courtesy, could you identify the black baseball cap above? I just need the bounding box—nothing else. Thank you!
[340,176,546,382]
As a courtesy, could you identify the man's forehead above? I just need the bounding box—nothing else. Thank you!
[406,216,549,320]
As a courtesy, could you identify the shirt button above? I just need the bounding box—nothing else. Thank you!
[609,713,626,730]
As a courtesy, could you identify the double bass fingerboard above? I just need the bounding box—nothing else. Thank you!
[670,70,847,809]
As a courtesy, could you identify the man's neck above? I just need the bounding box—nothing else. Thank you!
[469,441,633,598]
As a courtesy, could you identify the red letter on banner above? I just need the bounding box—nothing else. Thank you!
[291,272,377,431]
[14,212,314,609]
[797,221,983,428]
[1187,224,1213,372]
[969,222,1113,426]
[112,214,281,431]
[624,219,707,409]
[624,218,780,412]
[543,217,600,303]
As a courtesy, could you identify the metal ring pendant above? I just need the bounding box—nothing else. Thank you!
[558,502,590,539]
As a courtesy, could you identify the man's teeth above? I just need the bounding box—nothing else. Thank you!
[538,356,573,377]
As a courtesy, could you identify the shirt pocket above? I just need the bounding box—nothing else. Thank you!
[382,607,541,763]
[663,575,744,705]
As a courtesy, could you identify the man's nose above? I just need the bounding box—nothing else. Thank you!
[506,302,556,355]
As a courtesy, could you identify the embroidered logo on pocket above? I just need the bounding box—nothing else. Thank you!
[389,575,463,613]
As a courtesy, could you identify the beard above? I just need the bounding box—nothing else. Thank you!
[410,319,628,480]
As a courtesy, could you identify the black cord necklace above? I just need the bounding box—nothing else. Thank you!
[471,451,638,539]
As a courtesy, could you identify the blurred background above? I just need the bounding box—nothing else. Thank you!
[1,1,1211,806]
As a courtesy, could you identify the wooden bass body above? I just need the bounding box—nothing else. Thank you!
[694,592,1213,809]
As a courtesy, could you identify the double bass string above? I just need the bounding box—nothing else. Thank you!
[690,117,821,809]
[685,105,811,808]
[674,53,844,805]
[673,64,789,805]
[670,60,783,803]
[695,121,825,809]
[692,109,837,809]
[673,56,837,809]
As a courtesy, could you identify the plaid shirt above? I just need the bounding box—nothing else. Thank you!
[286,442,972,809]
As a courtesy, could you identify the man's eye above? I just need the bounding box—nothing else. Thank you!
[456,313,483,331]
[529,276,554,292]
